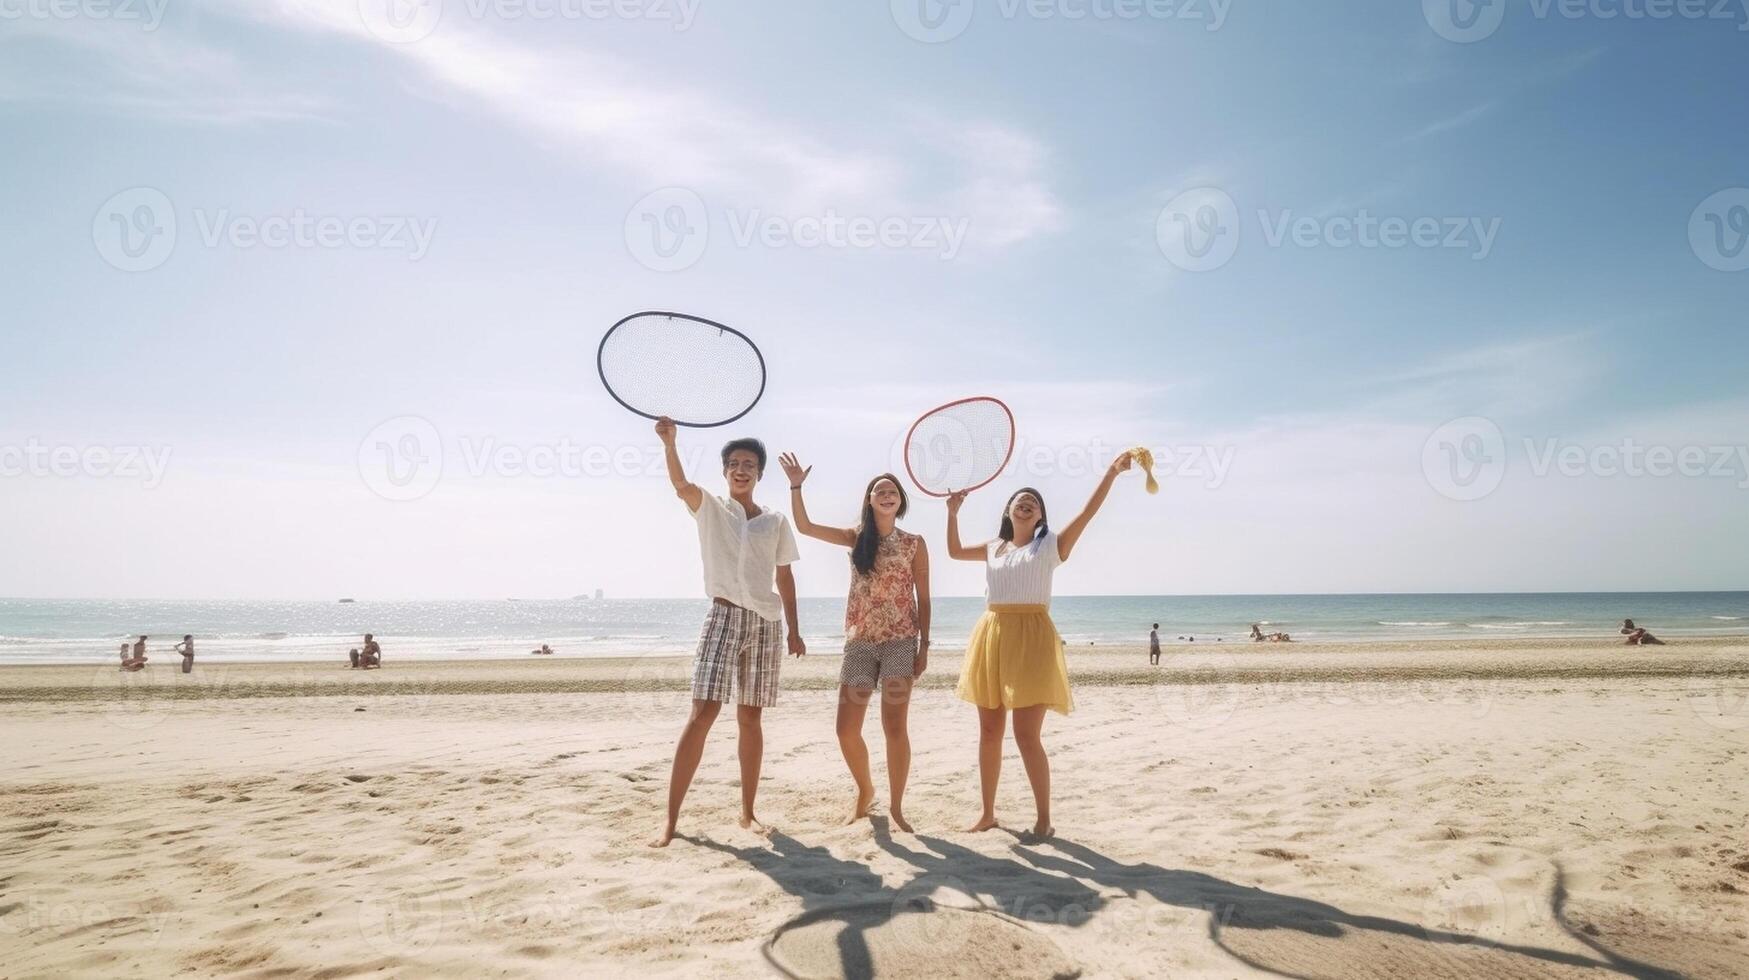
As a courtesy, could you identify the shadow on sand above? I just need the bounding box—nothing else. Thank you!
[692,821,1686,980]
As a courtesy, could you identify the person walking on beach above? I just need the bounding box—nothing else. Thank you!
[780,454,931,832]
[1149,624,1161,665]
[651,417,804,848]
[947,452,1137,840]
[175,635,194,674]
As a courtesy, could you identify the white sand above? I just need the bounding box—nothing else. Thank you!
[2,640,1746,978]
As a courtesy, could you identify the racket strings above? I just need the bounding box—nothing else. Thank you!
[599,314,764,426]
[905,399,1015,495]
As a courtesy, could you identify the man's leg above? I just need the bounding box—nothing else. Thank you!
[651,698,722,847]
[734,612,782,835]
[737,704,767,833]
[652,605,735,848]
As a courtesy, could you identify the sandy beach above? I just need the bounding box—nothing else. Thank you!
[4,638,1747,978]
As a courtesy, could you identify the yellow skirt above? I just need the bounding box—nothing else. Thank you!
[956,604,1073,715]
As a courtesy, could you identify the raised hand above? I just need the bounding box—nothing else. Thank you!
[945,489,968,514]
[778,452,811,489]
[654,416,677,446]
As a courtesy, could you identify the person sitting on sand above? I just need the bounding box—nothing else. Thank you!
[1251,623,1293,643]
[649,417,804,848]
[347,647,361,668]
[358,634,382,668]
[119,641,146,671]
[531,644,554,655]
[1621,619,1665,646]
[175,635,194,674]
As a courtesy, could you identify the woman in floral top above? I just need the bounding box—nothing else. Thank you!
[780,452,932,832]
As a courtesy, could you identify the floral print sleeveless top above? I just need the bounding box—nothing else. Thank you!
[844,528,920,645]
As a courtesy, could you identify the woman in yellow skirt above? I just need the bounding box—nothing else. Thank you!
[946,451,1135,838]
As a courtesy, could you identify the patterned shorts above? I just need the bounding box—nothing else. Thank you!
[691,602,783,707]
[839,636,920,690]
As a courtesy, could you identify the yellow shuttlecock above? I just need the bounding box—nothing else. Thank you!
[1129,447,1159,494]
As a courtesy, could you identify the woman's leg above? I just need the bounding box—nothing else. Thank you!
[836,685,876,822]
[967,706,1005,832]
[1011,705,1052,837]
[880,675,915,831]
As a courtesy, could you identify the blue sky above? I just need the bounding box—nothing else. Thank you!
[1,0,1745,600]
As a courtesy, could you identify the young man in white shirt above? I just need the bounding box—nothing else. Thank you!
[651,416,805,848]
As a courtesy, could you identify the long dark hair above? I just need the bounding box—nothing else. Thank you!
[998,486,1049,547]
[851,473,908,575]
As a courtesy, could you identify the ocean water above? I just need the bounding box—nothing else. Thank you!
[0,593,1744,664]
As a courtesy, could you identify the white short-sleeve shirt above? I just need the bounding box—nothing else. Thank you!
[692,494,800,623]
[985,530,1060,607]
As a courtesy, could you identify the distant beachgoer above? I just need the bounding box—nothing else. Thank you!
[120,635,149,670]
[175,635,194,674]
[1251,623,1292,643]
[531,644,554,655]
[359,634,382,668]
[1621,619,1665,646]
[1149,624,1161,665]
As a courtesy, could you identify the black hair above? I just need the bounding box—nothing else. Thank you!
[1152,623,1159,629]
[851,473,908,576]
[720,437,767,475]
[997,487,1049,546]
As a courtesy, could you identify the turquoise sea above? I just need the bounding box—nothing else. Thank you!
[0,593,1744,664]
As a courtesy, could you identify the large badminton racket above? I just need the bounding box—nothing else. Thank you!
[902,396,1016,497]
[597,311,766,427]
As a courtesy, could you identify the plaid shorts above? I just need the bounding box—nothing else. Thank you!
[840,636,920,690]
[691,602,783,707]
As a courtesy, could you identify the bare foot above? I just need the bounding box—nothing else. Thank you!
[1025,821,1054,841]
[739,813,771,836]
[890,809,914,833]
[965,813,999,833]
[844,786,876,825]
[648,828,675,848]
